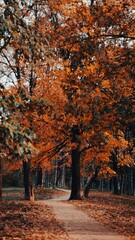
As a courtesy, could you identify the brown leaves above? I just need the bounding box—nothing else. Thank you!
[0,197,67,239]
[71,191,135,237]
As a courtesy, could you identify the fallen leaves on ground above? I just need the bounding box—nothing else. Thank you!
[35,187,68,200]
[0,200,69,240]
[1,189,135,239]
[69,191,135,239]
[0,188,69,240]
[2,187,67,201]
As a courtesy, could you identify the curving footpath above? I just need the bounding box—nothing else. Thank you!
[41,190,129,240]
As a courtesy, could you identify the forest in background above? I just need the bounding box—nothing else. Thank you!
[0,0,135,200]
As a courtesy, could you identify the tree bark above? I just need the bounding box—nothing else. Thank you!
[113,176,119,194]
[23,160,34,201]
[119,173,124,194]
[111,150,119,195]
[0,159,2,201]
[69,125,81,200]
[84,167,99,198]
[36,168,42,187]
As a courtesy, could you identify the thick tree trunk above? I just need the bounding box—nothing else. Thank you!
[23,160,34,201]
[69,148,81,199]
[69,125,81,200]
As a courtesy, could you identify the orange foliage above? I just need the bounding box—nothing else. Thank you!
[0,0,134,180]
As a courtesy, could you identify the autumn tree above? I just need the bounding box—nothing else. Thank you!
[26,0,135,199]
[0,0,57,200]
[0,0,134,201]
[0,83,36,200]
[46,0,135,199]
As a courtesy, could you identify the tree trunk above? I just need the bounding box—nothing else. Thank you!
[111,150,119,194]
[113,176,119,194]
[84,168,99,198]
[132,168,135,196]
[36,168,42,187]
[69,125,81,200]
[119,173,124,194]
[23,160,34,201]
[0,159,2,201]
[84,177,91,198]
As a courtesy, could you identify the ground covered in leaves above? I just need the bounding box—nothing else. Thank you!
[2,187,67,201]
[1,188,135,239]
[0,188,68,240]
[70,191,135,239]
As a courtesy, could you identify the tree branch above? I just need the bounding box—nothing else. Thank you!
[80,144,94,154]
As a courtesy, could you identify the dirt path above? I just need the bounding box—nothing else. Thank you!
[39,190,129,240]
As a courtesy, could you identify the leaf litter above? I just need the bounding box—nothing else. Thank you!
[0,188,69,240]
[1,188,135,240]
[69,191,135,239]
